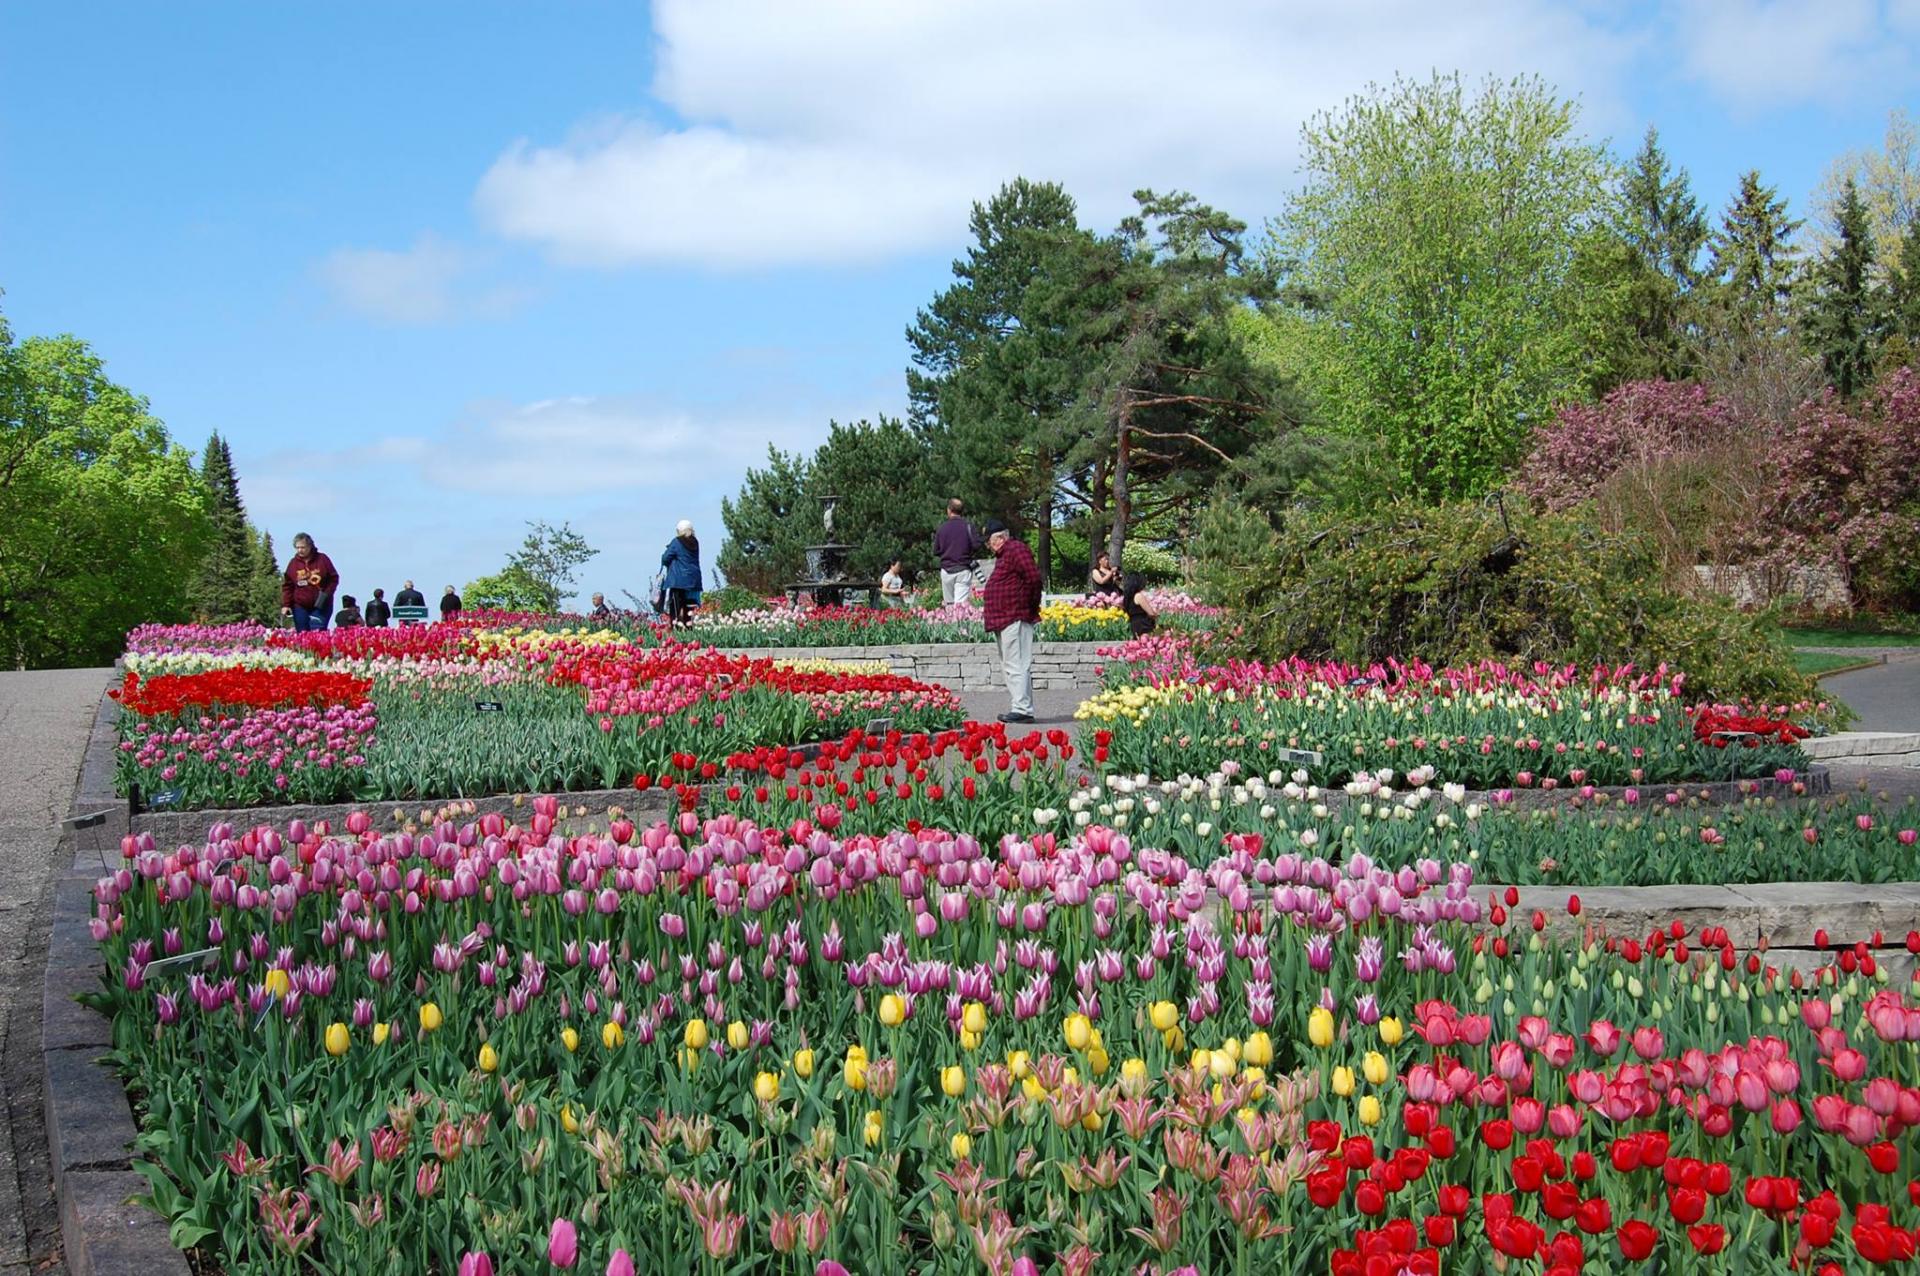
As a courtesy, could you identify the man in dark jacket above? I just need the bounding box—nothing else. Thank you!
[932,498,983,606]
[440,586,463,620]
[280,533,339,632]
[334,595,364,628]
[980,518,1042,723]
[393,581,426,626]
[364,588,391,627]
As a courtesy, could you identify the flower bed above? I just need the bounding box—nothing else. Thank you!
[89,802,1920,1273]
[684,591,1220,648]
[112,620,965,811]
[1082,637,1821,789]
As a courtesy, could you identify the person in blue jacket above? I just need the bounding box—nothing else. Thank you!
[661,519,703,626]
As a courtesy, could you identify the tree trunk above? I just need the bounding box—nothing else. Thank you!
[1088,454,1109,565]
[1035,448,1054,590]
[1107,405,1131,568]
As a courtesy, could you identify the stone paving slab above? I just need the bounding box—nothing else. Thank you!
[55,1169,186,1276]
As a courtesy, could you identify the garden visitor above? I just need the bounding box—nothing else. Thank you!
[280,532,338,632]
[394,580,426,624]
[589,592,612,622]
[981,518,1042,724]
[364,588,391,627]
[661,519,703,626]
[933,498,984,606]
[333,595,364,628]
[880,559,907,607]
[1119,571,1159,637]
[440,586,463,620]
[1087,551,1119,597]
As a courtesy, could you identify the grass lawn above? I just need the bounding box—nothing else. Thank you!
[1793,649,1882,676]
[1782,626,1920,648]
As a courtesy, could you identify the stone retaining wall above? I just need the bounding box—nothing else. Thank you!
[1804,732,1920,769]
[712,640,1110,691]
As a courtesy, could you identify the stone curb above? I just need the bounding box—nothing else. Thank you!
[46,684,189,1276]
[710,640,1112,692]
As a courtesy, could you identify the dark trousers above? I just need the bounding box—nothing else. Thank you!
[667,588,696,626]
[291,605,330,632]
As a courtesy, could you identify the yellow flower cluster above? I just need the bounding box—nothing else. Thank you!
[469,626,626,654]
[1310,1010,1404,1127]
[1040,601,1125,627]
[1075,681,1204,727]
[770,657,895,676]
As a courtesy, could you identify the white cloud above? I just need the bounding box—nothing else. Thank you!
[475,0,1639,268]
[315,233,530,324]
[1670,0,1920,112]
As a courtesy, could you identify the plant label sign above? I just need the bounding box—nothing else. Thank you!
[393,605,430,623]
[474,701,505,713]
[866,718,893,738]
[149,787,185,809]
[1275,748,1325,767]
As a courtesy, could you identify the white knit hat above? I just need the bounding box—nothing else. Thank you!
[676,519,694,535]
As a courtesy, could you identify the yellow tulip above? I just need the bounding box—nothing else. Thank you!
[959,1029,981,1052]
[478,1043,499,1073]
[1331,1066,1355,1096]
[1363,1051,1390,1086]
[1081,1110,1102,1132]
[941,1065,967,1098]
[1378,1016,1404,1046]
[727,1021,750,1051]
[1149,1000,1179,1032]
[562,1027,580,1053]
[1163,1026,1186,1053]
[1088,1047,1111,1076]
[1307,1007,1335,1049]
[684,1018,710,1050]
[753,1071,781,1103]
[1221,1036,1242,1064]
[1121,1057,1148,1085]
[1358,1095,1382,1126]
[1208,1051,1234,1080]
[1021,1075,1046,1102]
[419,1002,443,1033]
[1064,1014,1092,1052]
[950,1132,972,1159]
[1243,1032,1274,1068]
[264,968,291,999]
[561,1104,579,1135]
[793,1048,815,1079]
[372,1021,391,1046]
[681,1046,701,1072]
[1007,1050,1032,1080]
[602,1020,624,1049]
[1062,1066,1080,1087]
[863,1111,884,1147]
[962,1001,987,1035]
[324,1022,349,1057]
[1190,1048,1212,1074]
[844,1055,868,1092]
[878,994,906,1028]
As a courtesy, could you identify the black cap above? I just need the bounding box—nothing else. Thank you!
[984,518,1009,536]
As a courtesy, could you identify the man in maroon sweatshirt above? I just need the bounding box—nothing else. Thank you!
[981,518,1042,723]
[280,533,340,632]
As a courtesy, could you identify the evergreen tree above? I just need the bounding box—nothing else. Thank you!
[1801,178,1883,396]
[1705,170,1802,329]
[1607,127,1710,379]
[251,530,282,623]
[192,432,256,620]
[1882,215,1920,365]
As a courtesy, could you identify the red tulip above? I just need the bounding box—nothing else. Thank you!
[1616,1219,1658,1261]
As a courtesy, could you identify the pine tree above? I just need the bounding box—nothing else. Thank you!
[1801,178,1883,396]
[192,432,257,620]
[1611,127,1711,379]
[1885,214,1920,349]
[251,530,282,623]
[1706,170,1802,329]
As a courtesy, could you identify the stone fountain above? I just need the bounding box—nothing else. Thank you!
[787,495,881,608]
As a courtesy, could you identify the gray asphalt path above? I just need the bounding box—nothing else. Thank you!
[1824,652,1920,732]
[958,686,1088,729]
[0,668,113,1276]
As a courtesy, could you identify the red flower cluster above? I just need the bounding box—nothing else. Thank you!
[1692,705,1810,748]
[112,668,373,717]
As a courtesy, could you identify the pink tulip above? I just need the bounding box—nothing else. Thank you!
[549,1217,578,1268]
[1770,1098,1802,1133]
[459,1256,493,1276]
[606,1251,634,1276]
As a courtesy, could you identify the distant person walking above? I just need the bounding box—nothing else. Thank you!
[334,595,364,628]
[981,519,1042,724]
[661,520,703,626]
[1087,552,1119,597]
[440,586,463,620]
[933,498,984,606]
[280,533,339,632]
[364,588,391,627]
[1119,572,1159,637]
[880,559,907,608]
[589,592,613,622]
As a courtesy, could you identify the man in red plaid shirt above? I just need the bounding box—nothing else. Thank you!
[980,518,1042,723]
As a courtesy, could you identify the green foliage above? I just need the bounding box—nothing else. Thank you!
[249,531,282,625]
[1193,495,1818,706]
[694,585,766,616]
[1045,527,1181,586]
[1582,128,1711,386]
[0,304,212,668]
[190,433,263,622]
[1801,178,1884,397]
[718,418,946,593]
[1704,170,1802,334]
[463,565,551,613]
[1273,73,1618,500]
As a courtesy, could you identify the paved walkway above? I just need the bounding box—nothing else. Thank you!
[958,686,1087,729]
[0,668,112,1276]
[1824,652,1920,732]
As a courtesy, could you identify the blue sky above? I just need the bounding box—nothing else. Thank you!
[4,1,1916,607]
